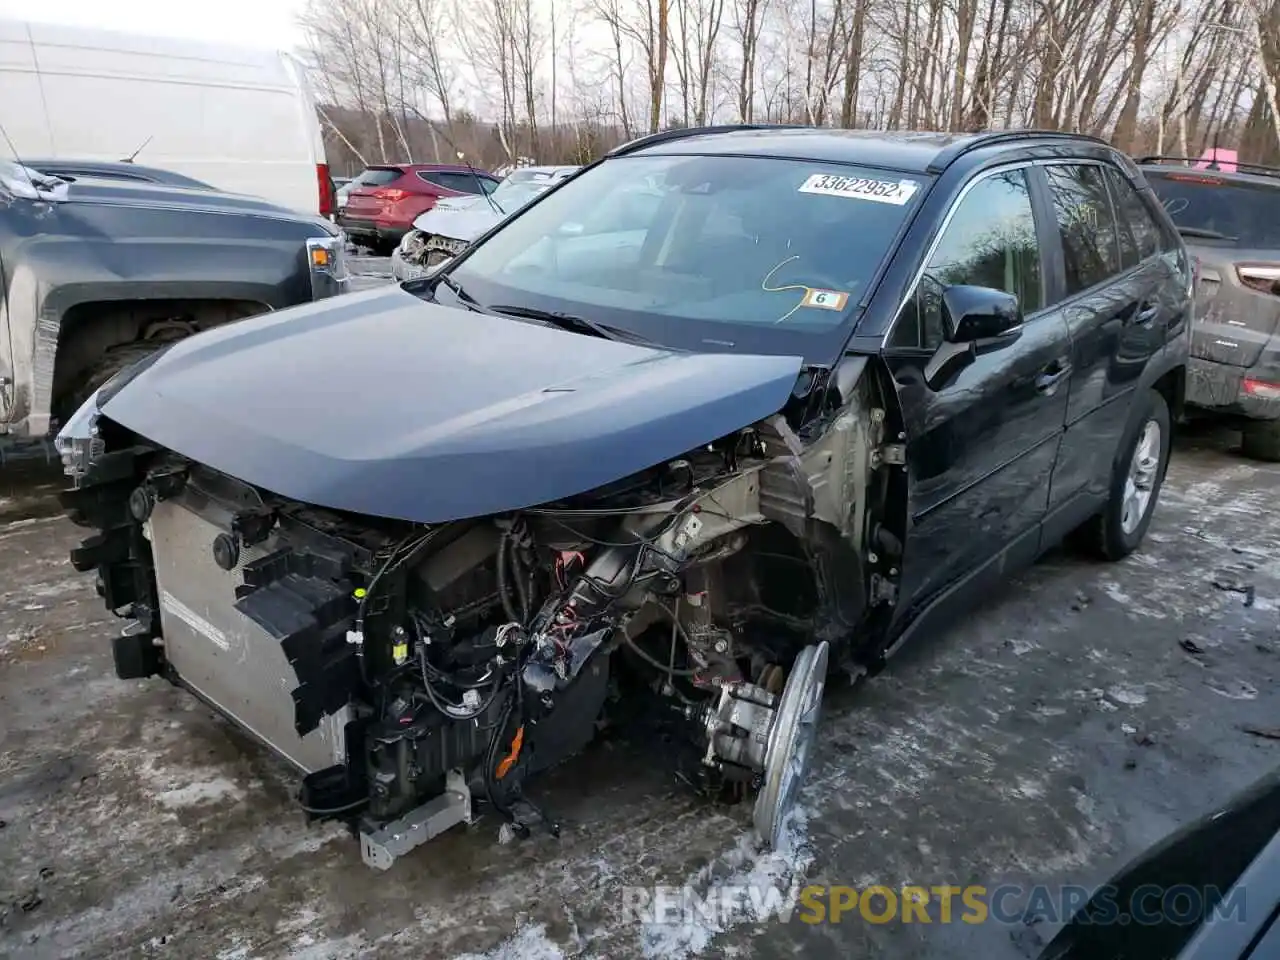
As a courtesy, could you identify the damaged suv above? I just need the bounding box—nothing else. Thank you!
[57,127,1190,870]
[1140,156,1280,460]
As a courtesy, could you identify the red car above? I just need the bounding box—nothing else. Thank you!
[338,164,500,254]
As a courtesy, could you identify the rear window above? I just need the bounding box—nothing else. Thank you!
[1145,172,1280,248]
[420,171,497,194]
[355,168,403,187]
[74,171,152,183]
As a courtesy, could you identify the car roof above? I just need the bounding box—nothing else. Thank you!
[358,163,482,174]
[402,163,487,173]
[509,165,579,175]
[613,125,1114,174]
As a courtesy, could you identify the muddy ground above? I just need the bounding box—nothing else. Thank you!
[1,423,1278,960]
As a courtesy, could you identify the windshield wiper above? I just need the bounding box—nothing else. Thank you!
[433,273,504,316]
[488,304,658,346]
[434,281,658,346]
[1176,226,1238,241]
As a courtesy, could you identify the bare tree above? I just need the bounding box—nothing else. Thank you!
[673,0,727,124]
[1250,0,1280,153]
[730,0,771,121]
[454,0,521,159]
[511,0,546,153]
[403,0,458,129]
[592,0,671,133]
[304,0,1279,172]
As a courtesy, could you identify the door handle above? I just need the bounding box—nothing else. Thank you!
[1035,361,1073,393]
[1132,302,1160,327]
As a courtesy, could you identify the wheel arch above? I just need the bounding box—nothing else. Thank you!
[1152,363,1186,424]
[50,297,271,425]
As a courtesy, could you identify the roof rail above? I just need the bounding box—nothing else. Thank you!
[1135,155,1280,178]
[926,129,1113,173]
[608,123,809,158]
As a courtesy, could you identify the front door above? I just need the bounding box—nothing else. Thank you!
[882,165,1072,617]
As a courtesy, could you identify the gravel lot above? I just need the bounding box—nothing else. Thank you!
[346,254,393,292]
[1,369,1278,956]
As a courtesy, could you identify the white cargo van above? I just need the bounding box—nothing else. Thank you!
[0,18,334,216]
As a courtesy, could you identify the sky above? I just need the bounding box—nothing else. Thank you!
[0,0,310,51]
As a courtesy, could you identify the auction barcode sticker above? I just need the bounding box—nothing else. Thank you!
[798,174,920,205]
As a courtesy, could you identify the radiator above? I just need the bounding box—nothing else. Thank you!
[146,497,349,774]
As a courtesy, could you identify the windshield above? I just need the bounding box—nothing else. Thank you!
[490,179,554,213]
[446,154,925,356]
[1145,172,1280,248]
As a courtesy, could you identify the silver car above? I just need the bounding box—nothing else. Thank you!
[392,166,579,281]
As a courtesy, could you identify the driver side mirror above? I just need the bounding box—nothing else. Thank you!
[942,284,1023,343]
[925,285,1024,390]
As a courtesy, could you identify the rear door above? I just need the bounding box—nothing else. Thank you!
[1144,170,1280,369]
[1039,161,1170,517]
[883,164,1072,612]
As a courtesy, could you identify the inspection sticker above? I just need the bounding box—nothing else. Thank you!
[798,173,920,205]
[801,288,849,310]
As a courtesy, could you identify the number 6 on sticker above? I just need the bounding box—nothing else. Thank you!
[802,288,849,310]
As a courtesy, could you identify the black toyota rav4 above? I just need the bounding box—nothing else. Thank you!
[57,127,1191,870]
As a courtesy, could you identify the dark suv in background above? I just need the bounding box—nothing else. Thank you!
[1140,157,1280,459]
[337,163,500,254]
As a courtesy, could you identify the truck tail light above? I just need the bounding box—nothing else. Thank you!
[1243,378,1280,399]
[1236,263,1280,297]
[1167,173,1224,185]
[372,188,409,202]
[317,162,334,217]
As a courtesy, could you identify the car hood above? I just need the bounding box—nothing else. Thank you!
[411,202,504,243]
[100,285,805,523]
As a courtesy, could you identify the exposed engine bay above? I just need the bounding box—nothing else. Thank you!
[60,364,901,870]
[399,228,467,271]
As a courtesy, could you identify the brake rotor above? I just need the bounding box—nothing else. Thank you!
[758,663,785,695]
[753,641,829,849]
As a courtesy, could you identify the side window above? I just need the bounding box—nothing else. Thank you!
[1105,167,1161,267]
[420,172,488,194]
[1044,164,1122,297]
[891,168,1043,350]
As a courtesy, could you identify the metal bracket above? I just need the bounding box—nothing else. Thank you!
[359,769,472,870]
[871,443,906,468]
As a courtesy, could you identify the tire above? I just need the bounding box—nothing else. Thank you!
[62,341,168,419]
[1241,418,1280,462]
[1078,388,1172,561]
